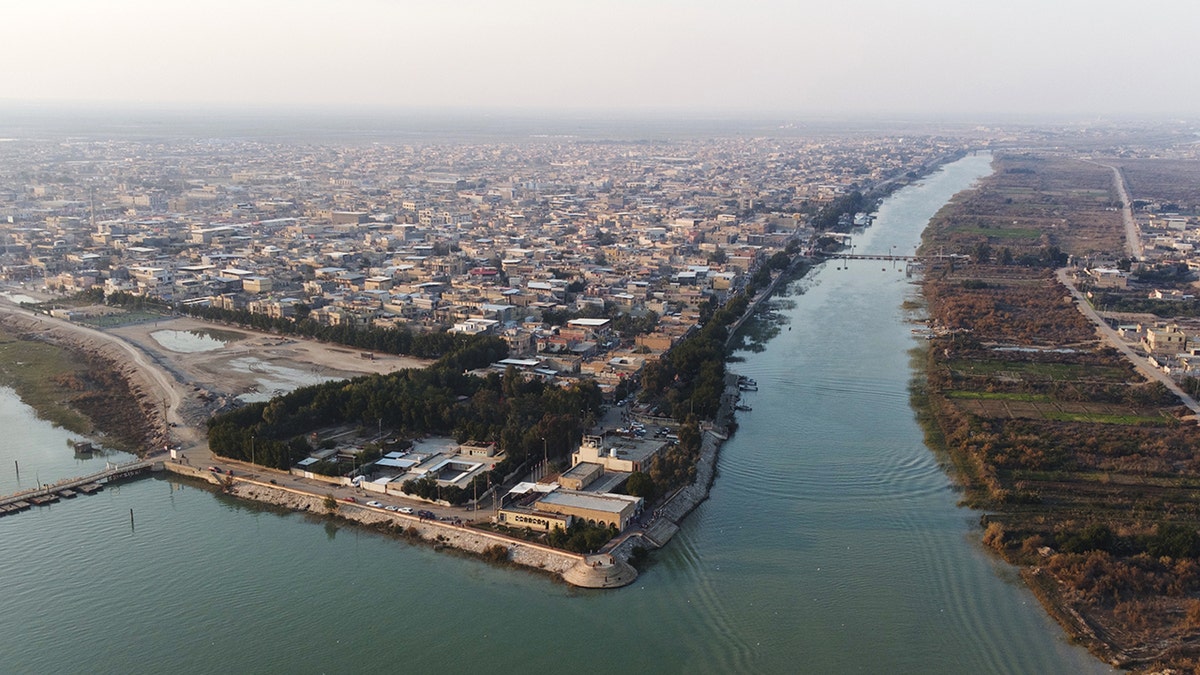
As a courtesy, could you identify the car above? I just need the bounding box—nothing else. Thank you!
[384,505,399,512]
[342,496,356,503]
[417,510,436,519]
[366,500,383,508]
[398,507,414,514]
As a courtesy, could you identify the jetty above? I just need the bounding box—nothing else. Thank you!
[0,459,159,517]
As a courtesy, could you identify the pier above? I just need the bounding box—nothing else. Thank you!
[0,459,160,517]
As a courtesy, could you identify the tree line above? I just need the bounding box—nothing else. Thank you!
[207,335,605,505]
[100,290,469,360]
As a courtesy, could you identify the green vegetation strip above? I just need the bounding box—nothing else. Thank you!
[1042,411,1165,425]
[945,391,1051,402]
[949,360,1127,381]
[0,329,92,433]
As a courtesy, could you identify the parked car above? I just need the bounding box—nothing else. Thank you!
[398,507,414,514]
[384,505,399,512]
[342,496,356,503]
[366,500,383,508]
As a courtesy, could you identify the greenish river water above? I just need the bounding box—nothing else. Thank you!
[0,153,1111,673]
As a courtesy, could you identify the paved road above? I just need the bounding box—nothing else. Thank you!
[1056,268,1200,416]
[1084,159,1143,260]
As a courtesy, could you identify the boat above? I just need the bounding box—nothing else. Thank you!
[735,404,752,412]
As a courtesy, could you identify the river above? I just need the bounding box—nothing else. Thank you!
[0,153,1110,673]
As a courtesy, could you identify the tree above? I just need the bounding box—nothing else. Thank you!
[1148,524,1200,558]
[323,493,338,514]
[626,471,657,500]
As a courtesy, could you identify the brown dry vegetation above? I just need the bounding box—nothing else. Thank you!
[919,153,1200,671]
[923,154,1125,259]
[1115,159,1200,212]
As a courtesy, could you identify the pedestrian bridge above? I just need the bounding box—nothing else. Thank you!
[825,253,970,262]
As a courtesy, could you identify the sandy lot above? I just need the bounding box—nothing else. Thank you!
[0,297,430,459]
[109,316,427,402]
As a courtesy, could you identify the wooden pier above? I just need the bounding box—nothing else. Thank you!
[0,459,159,517]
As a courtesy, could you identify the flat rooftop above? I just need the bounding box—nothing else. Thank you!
[537,490,639,514]
[592,436,666,463]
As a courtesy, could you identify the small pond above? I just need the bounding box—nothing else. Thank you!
[151,329,243,353]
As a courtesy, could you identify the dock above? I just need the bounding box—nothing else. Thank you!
[0,459,159,517]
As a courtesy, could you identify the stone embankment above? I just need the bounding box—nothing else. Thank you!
[609,262,795,560]
[161,461,635,587]
[609,373,739,561]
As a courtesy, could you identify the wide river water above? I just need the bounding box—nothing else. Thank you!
[0,153,1110,673]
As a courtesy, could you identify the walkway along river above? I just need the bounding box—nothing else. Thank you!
[0,153,1111,673]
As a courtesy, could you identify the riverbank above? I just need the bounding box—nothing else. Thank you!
[0,308,166,453]
[0,246,795,589]
[915,152,1200,670]
[159,460,637,588]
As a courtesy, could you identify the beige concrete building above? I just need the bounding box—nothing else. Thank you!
[572,435,667,474]
[1145,325,1188,355]
[558,461,603,490]
[533,489,642,530]
[496,507,572,533]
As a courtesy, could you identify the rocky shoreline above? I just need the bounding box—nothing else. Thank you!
[161,461,639,588]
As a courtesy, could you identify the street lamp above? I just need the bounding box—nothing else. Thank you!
[251,434,256,467]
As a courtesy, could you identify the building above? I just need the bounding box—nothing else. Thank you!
[532,489,642,530]
[558,461,604,490]
[495,507,573,533]
[1145,325,1188,355]
[1087,267,1129,289]
[572,434,667,473]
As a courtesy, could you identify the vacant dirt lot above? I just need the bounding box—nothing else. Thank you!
[109,317,427,400]
[0,298,430,458]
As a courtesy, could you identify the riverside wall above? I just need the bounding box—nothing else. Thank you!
[161,461,589,580]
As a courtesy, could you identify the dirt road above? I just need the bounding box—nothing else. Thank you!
[0,300,430,462]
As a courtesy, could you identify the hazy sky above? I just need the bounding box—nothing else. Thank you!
[5,0,1199,118]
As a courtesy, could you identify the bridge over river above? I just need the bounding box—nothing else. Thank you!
[824,252,970,262]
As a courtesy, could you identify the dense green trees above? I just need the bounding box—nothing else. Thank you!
[102,290,483,360]
[812,190,868,231]
[207,333,605,493]
[638,288,751,422]
[547,520,619,553]
[625,471,657,500]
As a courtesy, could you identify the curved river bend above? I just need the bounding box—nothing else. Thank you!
[0,153,1109,673]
